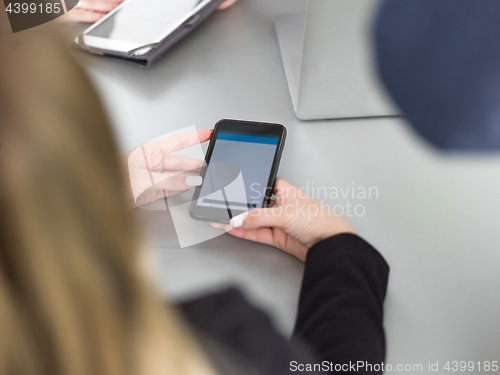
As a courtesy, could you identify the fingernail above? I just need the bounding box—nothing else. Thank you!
[230,214,245,228]
[185,176,202,186]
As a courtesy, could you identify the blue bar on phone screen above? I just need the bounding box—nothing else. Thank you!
[217,132,279,145]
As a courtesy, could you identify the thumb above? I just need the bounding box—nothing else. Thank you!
[229,206,290,229]
[148,171,202,193]
[132,172,201,201]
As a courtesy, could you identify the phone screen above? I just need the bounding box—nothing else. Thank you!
[87,0,204,45]
[190,120,286,223]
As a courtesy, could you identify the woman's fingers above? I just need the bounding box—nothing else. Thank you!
[150,129,212,155]
[148,172,202,193]
[209,222,277,247]
[217,0,239,10]
[227,226,277,246]
[163,155,204,173]
[125,129,213,206]
[229,206,289,229]
[196,129,213,143]
[60,8,106,22]
[78,0,121,12]
[60,0,121,22]
[133,172,200,205]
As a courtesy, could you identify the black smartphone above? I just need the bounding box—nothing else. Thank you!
[189,119,287,223]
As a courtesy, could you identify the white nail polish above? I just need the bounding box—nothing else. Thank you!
[230,215,245,228]
[185,176,202,187]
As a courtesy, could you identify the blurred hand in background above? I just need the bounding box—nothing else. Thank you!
[60,0,122,23]
[217,0,238,10]
[61,0,240,23]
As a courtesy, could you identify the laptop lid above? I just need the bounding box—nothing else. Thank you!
[275,0,399,120]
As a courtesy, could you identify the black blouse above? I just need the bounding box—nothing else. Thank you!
[178,233,389,374]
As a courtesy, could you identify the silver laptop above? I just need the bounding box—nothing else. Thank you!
[275,0,399,120]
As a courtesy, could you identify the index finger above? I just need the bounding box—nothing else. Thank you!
[150,129,212,154]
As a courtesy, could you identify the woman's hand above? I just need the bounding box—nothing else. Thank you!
[59,0,122,23]
[214,178,356,262]
[123,129,212,209]
[217,0,239,10]
[61,0,239,23]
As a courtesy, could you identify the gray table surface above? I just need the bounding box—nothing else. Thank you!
[75,0,500,372]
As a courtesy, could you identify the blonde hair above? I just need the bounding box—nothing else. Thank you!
[0,27,214,375]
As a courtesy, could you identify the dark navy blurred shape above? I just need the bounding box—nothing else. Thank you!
[374,0,500,151]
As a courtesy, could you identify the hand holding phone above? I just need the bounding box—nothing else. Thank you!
[215,178,357,262]
[124,129,211,209]
[189,119,286,223]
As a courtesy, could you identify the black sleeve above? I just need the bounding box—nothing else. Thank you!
[292,233,389,374]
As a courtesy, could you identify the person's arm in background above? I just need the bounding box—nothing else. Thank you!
[61,0,240,23]
[215,178,389,373]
